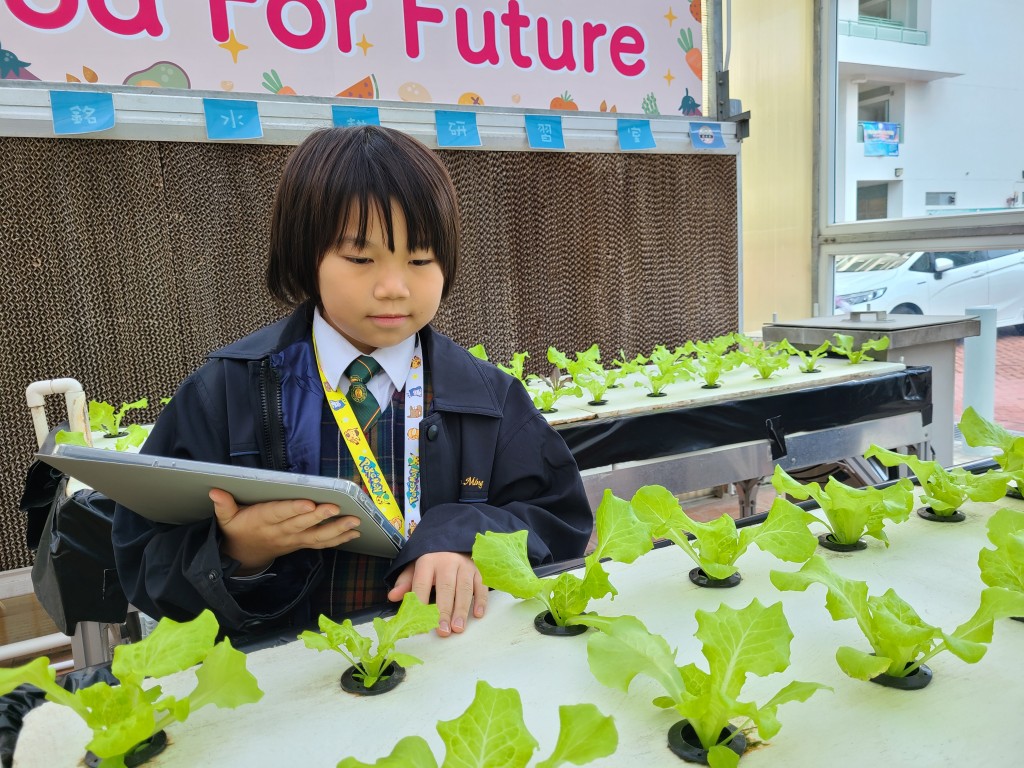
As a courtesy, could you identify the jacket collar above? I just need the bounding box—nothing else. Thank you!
[208,303,503,418]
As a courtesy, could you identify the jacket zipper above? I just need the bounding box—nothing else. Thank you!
[259,360,288,471]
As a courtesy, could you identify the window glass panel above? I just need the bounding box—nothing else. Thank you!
[833,0,1024,223]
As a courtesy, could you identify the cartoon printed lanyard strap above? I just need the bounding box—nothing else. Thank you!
[311,333,424,538]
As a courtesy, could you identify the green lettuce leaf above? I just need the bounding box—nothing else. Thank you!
[337,736,439,768]
[437,681,539,768]
[190,637,263,710]
[978,508,1024,591]
[111,609,218,686]
[535,704,617,768]
[958,406,1024,471]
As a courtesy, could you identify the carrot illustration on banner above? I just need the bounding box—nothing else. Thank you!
[677,27,702,80]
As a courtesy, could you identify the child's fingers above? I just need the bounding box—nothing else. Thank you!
[472,570,488,619]
[209,488,240,526]
[448,565,478,633]
[301,515,361,548]
[387,563,415,602]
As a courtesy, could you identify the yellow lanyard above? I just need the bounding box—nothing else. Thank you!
[312,334,406,538]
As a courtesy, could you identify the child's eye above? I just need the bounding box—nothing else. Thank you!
[344,256,372,265]
[410,258,435,267]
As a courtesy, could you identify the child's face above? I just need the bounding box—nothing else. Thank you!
[318,201,444,353]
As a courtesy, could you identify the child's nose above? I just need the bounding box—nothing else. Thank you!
[374,264,411,299]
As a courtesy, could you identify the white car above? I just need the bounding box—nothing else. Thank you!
[834,249,1024,329]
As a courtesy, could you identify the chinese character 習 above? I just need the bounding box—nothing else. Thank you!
[538,122,553,143]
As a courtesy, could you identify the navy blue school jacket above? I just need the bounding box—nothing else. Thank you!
[112,303,593,635]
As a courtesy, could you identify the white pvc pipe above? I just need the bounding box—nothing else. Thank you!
[962,306,997,423]
[0,632,73,664]
[24,378,90,449]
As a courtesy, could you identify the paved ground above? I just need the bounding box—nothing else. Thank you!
[954,326,1024,433]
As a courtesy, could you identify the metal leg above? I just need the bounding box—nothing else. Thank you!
[70,621,114,669]
[734,477,762,518]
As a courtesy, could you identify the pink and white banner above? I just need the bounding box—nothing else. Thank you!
[0,1,705,116]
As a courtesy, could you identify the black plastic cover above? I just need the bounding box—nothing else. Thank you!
[558,366,932,471]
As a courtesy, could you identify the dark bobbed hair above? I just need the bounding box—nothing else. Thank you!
[267,125,460,306]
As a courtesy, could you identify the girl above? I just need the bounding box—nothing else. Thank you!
[112,126,593,638]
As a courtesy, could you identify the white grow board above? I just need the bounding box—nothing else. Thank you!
[16,492,1023,767]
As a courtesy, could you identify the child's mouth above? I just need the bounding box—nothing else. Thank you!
[369,315,409,328]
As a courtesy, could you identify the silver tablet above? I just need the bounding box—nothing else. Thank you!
[38,444,403,559]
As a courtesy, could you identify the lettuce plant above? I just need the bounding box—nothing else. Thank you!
[467,344,530,386]
[864,444,1008,515]
[575,601,828,768]
[735,336,791,380]
[958,406,1024,472]
[0,610,262,767]
[630,485,818,580]
[771,466,914,547]
[299,592,438,688]
[771,555,1024,680]
[681,335,743,388]
[830,333,889,364]
[622,345,692,396]
[337,680,617,767]
[89,397,149,437]
[473,490,653,627]
[978,507,1024,600]
[560,344,623,404]
[778,340,831,373]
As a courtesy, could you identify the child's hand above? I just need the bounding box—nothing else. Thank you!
[387,552,487,637]
[210,488,361,574]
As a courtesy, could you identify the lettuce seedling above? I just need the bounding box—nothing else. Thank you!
[735,336,792,380]
[681,336,743,388]
[299,592,439,688]
[864,444,1008,515]
[0,610,262,767]
[466,343,489,361]
[561,344,623,404]
[89,397,148,438]
[337,680,618,768]
[978,507,1024,598]
[620,345,692,396]
[630,485,819,580]
[958,406,1024,472]
[830,333,889,364]
[771,555,1024,680]
[473,490,653,627]
[467,344,530,386]
[575,601,828,768]
[778,340,831,373]
[771,466,914,547]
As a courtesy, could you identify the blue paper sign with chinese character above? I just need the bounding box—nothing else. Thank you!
[525,114,565,150]
[50,91,115,135]
[434,110,482,148]
[863,121,899,157]
[332,105,381,128]
[616,119,656,151]
[203,99,263,141]
[689,122,726,150]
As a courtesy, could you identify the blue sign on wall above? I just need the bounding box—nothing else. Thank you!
[203,99,263,141]
[525,114,565,150]
[332,105,381,127]
[689,122,726,150]
[435,110,482,147]
[50,91,115,135]
[863,121,900,157]
[616,119,656,151]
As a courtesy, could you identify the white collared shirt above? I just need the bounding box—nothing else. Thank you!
[312,308,415,412]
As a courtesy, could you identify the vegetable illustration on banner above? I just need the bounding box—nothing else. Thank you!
[0,1,702,116]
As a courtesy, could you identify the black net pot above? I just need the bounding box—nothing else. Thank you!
[340,663,406,695]
[818,533,867,552]
[870,661,933,690]
[534,611,588,637]
[1006,482,1022,500]
[667,720,746,764]
[85,730,167,767]
[689,567,741,588]
[917,506,965,523]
